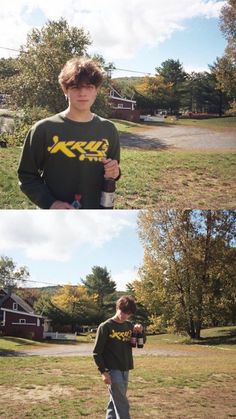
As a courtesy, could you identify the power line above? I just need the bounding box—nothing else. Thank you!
[24,279,65,286]
[0,46,21,52]
[0,46,153,75]
[114,67,153,76]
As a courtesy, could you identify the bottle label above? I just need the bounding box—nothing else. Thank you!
[137,337,144,348]
[130,336,137,347]
[100,191,115,208]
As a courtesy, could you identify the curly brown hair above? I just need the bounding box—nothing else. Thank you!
[58,57,104,90]
[116,296,136,314]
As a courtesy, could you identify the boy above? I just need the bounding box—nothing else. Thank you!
[93,296,144,419]
[18,57,120,209]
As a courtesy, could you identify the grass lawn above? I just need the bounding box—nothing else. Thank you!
[112,116,236,131]
[1,146,236,209]
[0,327,236,418]
[169,115,236,130]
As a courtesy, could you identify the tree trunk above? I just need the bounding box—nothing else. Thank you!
[218,90,223,117]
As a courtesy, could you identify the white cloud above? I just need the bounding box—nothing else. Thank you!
[0,0,225,59]
[184,64,210,73]
[113,268,139,291]
[0,210,137,262]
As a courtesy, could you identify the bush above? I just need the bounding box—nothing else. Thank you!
[0,107,51,147]
[146,315,167,334]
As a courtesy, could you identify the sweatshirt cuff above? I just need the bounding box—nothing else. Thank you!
[99,367,109,374]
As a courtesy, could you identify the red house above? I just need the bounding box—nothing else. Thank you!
[109,86,140,122]
[0,289,44,340]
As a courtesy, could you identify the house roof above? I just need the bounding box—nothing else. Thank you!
[11,293,34,313]
[0,294,9,307]
[0,289,34,313]
[109,86,136,104]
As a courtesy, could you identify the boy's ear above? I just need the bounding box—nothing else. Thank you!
[61,86,68,95]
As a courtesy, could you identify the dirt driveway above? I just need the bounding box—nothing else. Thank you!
[17,343,193,357]
[120,124,236,151]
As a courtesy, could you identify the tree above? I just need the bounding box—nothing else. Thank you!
[16,287,41,307]
[213,56,236,101]
[214,0,236,101]
[0,58,19,79]
[135,75,172,114]
[33,292,67,329]
[82,266,116,310]
[1,18,91,112]
[220,0,236,47]
[51,285,98,330]
[181,71,229,116]
[136,210,236,339]
[0,255,29,291]
[155,59,187,114]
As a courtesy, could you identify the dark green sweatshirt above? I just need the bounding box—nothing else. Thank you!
[18,113,120,209]
[93,318,134,373]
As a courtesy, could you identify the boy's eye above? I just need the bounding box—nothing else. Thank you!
[70,84,94,90]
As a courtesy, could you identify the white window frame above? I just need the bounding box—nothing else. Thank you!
[13,302,18,310]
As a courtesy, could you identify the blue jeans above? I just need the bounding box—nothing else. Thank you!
[106,370,131,419]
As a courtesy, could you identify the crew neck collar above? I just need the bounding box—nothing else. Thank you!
[59,112,95,124]
[111,317,127,324]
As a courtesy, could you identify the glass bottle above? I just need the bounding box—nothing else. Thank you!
[100,178,116,209]
[137,331,144,348]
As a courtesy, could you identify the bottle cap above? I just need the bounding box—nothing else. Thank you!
[74,194,81,201]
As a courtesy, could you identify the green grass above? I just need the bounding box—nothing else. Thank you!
[0,327,236,418]
[112,118,150,133]
[112,116,236,131]
[1,147,236,209]
[0,334,94,354]
[0,147,36,208]
[116,149,236,209]
[0,336,44,350]
[166,115,236,129]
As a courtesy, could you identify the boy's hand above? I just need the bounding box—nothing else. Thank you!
[101,158,120,180]
[101,372,112,385]
[50,200,75,209]
[133,323,144,333]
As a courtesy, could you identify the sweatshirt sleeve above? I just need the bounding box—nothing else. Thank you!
[107,123,120,163]
[17,123,56,209]
[107,122,121,181]
[93,323,109,374]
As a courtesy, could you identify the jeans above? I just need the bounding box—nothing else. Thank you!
[106,370,131,419]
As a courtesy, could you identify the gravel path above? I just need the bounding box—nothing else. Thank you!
[120,125,236,151]
[15,343,192,357]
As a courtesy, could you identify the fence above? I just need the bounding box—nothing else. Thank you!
[43,332,77,341]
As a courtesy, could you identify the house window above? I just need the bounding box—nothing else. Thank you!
[117,104,123,108]
[19,319,26,324]
[13,303,18,310]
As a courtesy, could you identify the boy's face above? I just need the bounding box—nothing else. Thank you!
[116,308,132,322]
[65,82,98,112]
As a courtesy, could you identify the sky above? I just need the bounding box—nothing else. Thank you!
[0,0,227,77]
[0,210,143,291]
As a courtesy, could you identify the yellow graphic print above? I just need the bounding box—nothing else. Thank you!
[109,329,132,342]
[48,136,109,161]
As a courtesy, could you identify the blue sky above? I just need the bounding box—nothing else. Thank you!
[0,0,227,77]
[0,210,143,291]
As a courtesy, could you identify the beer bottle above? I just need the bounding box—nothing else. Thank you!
[130,330,137,348]
[137,331,144,348]
[100,178,116,209]
[72,194,82,209]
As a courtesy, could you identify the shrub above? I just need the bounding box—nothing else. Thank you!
[0,107,51,147]
[146,315,167,334]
